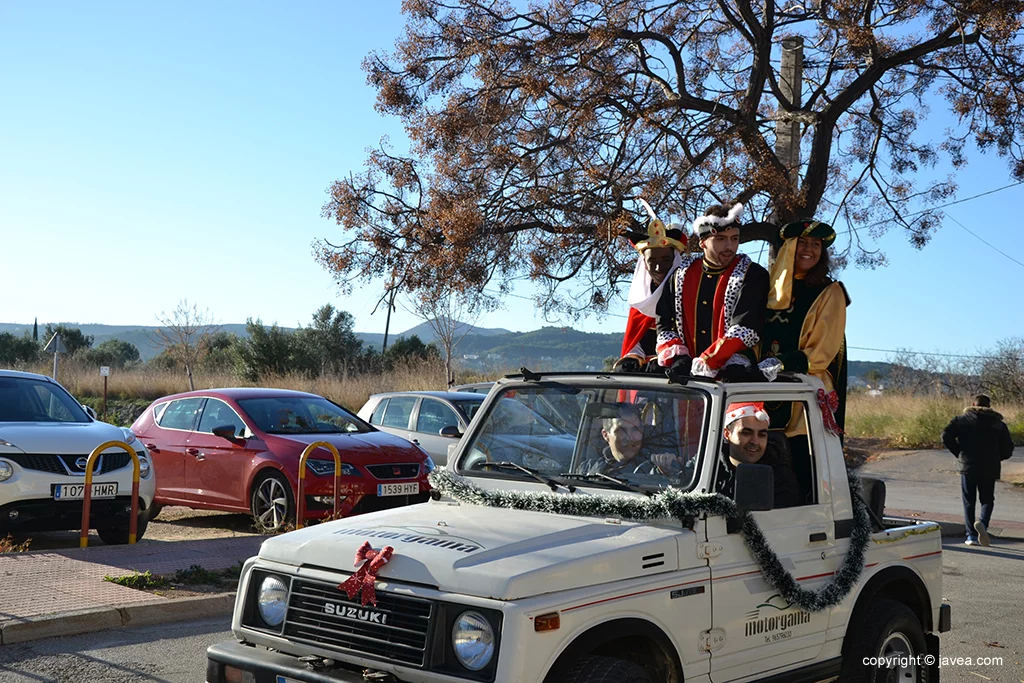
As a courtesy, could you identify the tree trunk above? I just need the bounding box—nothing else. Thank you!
[185,363,195,391]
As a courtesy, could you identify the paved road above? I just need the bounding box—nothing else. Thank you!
[0,617,229,682]
[861,448,1024,524]
[3,539,1021,683]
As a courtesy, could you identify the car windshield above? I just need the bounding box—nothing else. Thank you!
[451,398,485,422]
[455,381,709,492]
[237,396,370,435]
[0,377,91,423]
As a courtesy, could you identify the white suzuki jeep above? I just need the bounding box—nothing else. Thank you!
[208,372,950,683]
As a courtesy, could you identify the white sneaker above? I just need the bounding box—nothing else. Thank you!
[965,539,978,546]
[975,521,991,547]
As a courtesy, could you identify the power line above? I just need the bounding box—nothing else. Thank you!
[836,180,1024,238]
[848,345,1006,361]
[944,214,1024,270]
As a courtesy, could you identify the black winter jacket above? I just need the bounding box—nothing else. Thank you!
[941,407,1015,480]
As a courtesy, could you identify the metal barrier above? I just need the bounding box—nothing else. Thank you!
[80,440,141,548]
[296,441,343,530]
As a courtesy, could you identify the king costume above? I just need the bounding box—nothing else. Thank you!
[655,203,769,378]
[618,200,686,370]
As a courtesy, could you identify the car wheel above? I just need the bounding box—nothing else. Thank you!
[250,472,293,532]
[146,503,163,521]
[97,513,149,545]
[841,598,929,683]
[562,656,654,683]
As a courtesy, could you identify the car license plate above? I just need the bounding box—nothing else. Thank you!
[53,482,118,500]
[276,677,301,683]
[377,482,419,497]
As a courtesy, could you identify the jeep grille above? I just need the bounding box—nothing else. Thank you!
[284,578,433,667]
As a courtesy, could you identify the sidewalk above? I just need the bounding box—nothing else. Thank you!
[860,448,1024,540]
[0,535,265,645]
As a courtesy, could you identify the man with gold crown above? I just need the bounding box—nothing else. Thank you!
[655,202,769,381]
[756,219,850,499]
[614,200,687,372]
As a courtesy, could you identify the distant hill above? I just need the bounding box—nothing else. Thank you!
[0,321,895,380]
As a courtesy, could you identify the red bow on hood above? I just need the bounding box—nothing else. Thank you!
[338,541,394,606]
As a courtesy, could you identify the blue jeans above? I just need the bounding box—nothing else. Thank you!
[961,474,996,539]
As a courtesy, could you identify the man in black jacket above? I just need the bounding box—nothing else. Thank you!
[942,394,1015,546]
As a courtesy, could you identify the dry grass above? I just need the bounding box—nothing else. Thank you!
[0,534,31,554]
[29,359,500,413]
[847,393,1024,450]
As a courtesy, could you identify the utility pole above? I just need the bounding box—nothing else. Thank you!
[381,286,397,353]
[770,36,804,264]
[775,36,804,181]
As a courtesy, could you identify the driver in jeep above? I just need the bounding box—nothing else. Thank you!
[578,403,690,480]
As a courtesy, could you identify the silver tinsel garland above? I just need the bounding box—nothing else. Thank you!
[428,468,872,612]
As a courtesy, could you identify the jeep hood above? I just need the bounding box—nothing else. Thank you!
[0,421,127,454]
[258,500,697,600]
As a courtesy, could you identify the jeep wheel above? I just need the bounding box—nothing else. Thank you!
[841,598,929,683]
[251,472,293,532]
[97,513,149,545]
[563,656,654,683]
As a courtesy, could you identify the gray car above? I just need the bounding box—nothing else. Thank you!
[357,391,576,467]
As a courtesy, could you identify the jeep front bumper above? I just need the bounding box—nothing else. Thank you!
[208,641,401,683]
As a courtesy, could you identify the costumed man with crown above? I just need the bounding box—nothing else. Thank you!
[756,219,850,500]
[614,200,687,372]
[655,202,769,380]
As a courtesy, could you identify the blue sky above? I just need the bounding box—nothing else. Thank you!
[1,2,1021,364]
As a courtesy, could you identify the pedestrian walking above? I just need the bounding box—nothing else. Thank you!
[941,394,1015,546]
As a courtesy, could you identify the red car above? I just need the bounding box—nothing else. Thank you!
[130,388,432,531]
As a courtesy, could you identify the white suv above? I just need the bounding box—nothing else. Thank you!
[0,370,155,544]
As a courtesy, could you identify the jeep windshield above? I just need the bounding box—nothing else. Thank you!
[455,380,709,492]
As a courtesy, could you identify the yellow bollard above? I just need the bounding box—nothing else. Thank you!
[80,440,141,548]
[296,441,343,530]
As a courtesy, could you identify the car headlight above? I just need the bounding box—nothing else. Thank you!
[137,456,151,479]
[120,428,138,445]
[257,575,289,627]
[305,459,361,477]
[0,461,13,482]
[452,610,495,671]
[422,456,436,474]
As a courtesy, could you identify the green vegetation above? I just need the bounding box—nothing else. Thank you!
[104,562,246,592]
[104,571,169,590]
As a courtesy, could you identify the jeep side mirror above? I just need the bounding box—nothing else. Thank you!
[733,463,775,512]
[82,405,98,420]
[212,424,239,440]
[439,425,462,438]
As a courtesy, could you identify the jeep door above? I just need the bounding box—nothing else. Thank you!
[707,395,838,681]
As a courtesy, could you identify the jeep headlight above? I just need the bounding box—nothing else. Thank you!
[120,427,138,445]
[257,575,289,627]
[452,610,495,671]
[0,461,13,482]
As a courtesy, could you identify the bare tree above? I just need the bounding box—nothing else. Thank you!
[402,288,484,388]
[319,0,1024,316]
[152,300,220,391]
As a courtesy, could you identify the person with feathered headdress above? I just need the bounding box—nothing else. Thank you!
[655,202,770,381]
[614,200,687,372]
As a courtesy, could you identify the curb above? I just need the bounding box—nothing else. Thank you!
[0,593,235,646]
[885,516,1024,540]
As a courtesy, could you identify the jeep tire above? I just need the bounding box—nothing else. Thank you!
[563,656,654,683]
[97,513,149,545]
[841,598,929,683]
